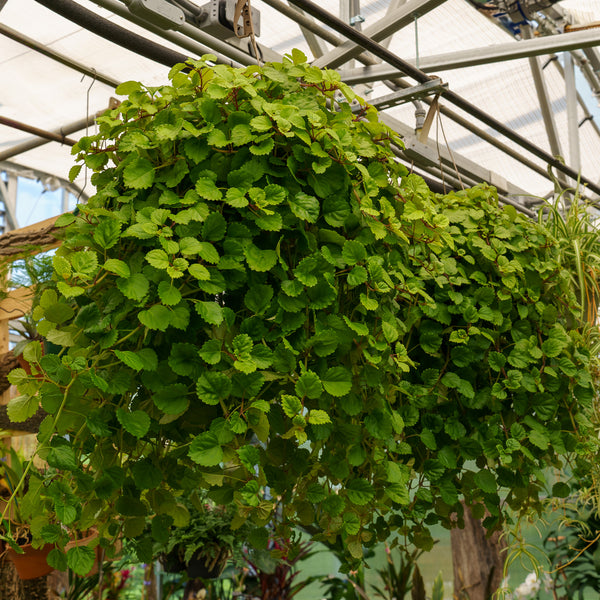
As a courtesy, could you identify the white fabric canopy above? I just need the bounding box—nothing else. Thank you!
[1,0,599,208]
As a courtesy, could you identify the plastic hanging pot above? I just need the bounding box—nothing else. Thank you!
[186,551,227,580]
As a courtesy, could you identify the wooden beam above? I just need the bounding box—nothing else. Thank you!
[0,213,64,258]
[0,286,34,321]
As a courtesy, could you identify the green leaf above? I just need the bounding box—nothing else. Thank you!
[250,115,272,131]
[132,460,163,490]
[158,281,182,306]
[322,367,352,397]
[346,479,375,505]
[116,409,151,438]
[67,546,96,576]
[95,219,122,249]
[123,157,155,189]
[195,301,223,325]
[114,350,144,371]
[202,212,227,241]
[146,249,170,270]
[139,304,171,331]
[71,250,99,277]
[342,240,367,265]
[474,470,496,494]
[169,343,200,375]
[153,384,189,414]
[541,338,565,358]
[195,178,222,201]
[551,481,570,498]
[189,431,223,466]
[488,352,506,371]
[281,395,302,418]
[347,266,368,287]
[178,237,203,256]
[289,192,320,223]
[295,371,323,399]
[244,244,277,272]
[7,395,39,422]
[104,258,130,278]
[231,124,253,145]
[47,443,78,471]
[245,285,274,315]
[529,429,549,450]
[308,409,331,425]
[196,372,231,405]
[199,340,222,364]
[189,263,210,280]
[117,273,149,301]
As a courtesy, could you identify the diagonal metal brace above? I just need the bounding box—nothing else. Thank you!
[355,78,447,112]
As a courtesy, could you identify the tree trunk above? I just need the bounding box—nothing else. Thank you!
[451,503,506,600]
[21,575,49,600]
[0,558,22,599]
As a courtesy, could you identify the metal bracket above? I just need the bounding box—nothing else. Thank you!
[357,78,447,112]
[349,14,365,26]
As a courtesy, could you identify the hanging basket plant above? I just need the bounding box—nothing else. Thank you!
[4,51,597,566]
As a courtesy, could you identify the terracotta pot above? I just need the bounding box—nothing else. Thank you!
[6,542,53,580]
[65,529,99,577]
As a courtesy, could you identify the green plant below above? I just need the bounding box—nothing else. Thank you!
[541,497,600,599]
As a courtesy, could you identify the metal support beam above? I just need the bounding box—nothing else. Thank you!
[521,25,565,177]
[288,0,600,197]
[0,104,118,163]
[564,51,581,172]
[0,171,19,232]
[363,78,446,111]
[260,0,341,46]
[83,0,253,67]
[312,0,448,69]
[287,2,327,58]
[0,161,88,205]
[0,116,77,147]
[337,27,600,83]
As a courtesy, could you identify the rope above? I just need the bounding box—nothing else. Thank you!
[233,0,261,66]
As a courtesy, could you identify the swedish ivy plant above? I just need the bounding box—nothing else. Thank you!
[5,51,596,569]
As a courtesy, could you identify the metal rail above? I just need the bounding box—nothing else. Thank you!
[287,0,600,197]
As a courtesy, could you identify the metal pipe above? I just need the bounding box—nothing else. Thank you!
[33,0,193,69]
[91,0,254,66]
[286,0,600,197]
[0,115,77,146]
[260,0,342,46]
[564,51,581,172]
[521,25,564,161]
[0,109,113,162]
[0,23,120,89]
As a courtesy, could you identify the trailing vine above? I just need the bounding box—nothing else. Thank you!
[4,51,596,571]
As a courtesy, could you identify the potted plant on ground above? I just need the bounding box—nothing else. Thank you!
[0,447,54,580]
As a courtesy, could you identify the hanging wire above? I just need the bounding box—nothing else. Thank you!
[77,70,97,204]
[436,106,464,189]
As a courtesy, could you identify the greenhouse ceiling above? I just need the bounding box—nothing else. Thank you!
[1,0,600,228]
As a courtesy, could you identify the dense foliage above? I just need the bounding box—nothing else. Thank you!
[3,52,596,572]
